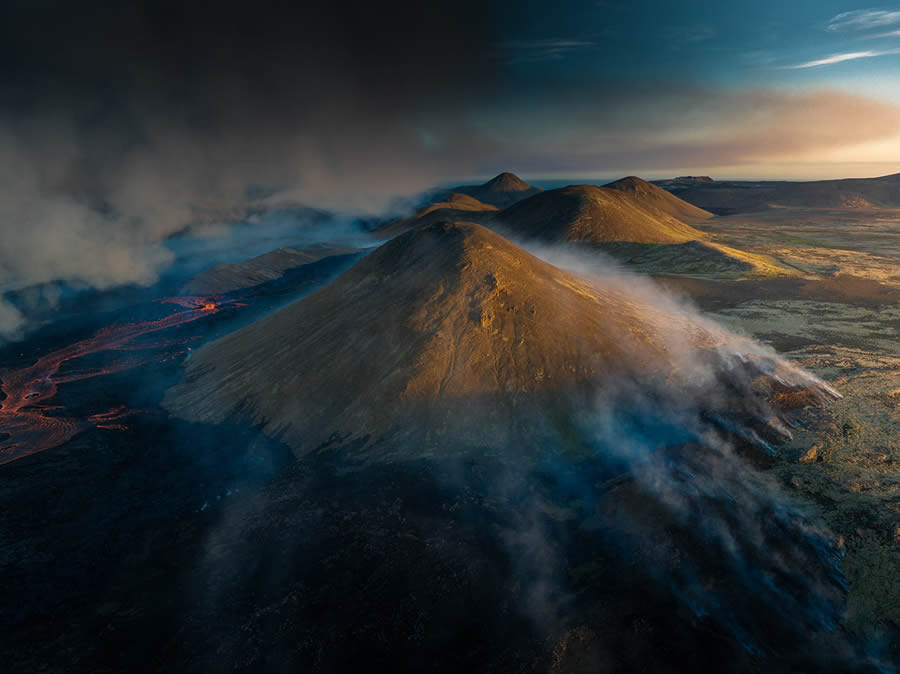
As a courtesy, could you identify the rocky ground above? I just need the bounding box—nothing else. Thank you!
[664,208,900,664]
[777,347,900,639]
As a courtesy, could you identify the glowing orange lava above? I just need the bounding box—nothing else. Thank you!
[0,296,240,465]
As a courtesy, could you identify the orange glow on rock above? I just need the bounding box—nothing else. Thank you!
[0,295,239,465]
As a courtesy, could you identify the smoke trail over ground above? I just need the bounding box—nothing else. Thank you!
[154,222,859,668]
[463,241,854,660]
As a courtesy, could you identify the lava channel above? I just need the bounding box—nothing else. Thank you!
[0,296,240,465]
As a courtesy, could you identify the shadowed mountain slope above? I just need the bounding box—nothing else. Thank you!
[493,185,706,244]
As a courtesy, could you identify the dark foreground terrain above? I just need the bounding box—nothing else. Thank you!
[2,206,899,672]
[0,435,866,673]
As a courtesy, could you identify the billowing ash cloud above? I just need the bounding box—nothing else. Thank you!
[4,1,899,341]
[0,0,499,335]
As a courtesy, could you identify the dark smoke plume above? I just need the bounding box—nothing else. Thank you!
[0,0,500,335]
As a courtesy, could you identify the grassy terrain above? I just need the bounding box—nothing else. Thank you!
[775,348,900,636]
[675,209,900,651]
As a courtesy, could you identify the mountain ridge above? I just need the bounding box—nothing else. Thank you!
[658,172,900,214]
[604,176,714,224]
[164,220,833,460]
[494,184,706,244]
[375,192,497,237]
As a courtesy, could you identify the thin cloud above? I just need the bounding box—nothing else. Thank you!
[870,28,900,38]
[786,48,900,68]
[826,9,900,32]
[665,24,718,43]
[740,50,777,66]
[497,38,596,62]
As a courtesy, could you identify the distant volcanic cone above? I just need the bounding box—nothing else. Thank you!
[493,184,706,244]
[448,172,543,208]
[489,178,786,280]
[604,175,714,224]
[164,220,833,460]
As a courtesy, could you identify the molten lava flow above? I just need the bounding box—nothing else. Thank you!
[0,296,240,465]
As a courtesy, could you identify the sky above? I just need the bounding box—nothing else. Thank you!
[1,0,900,332]
[477,0,900,180]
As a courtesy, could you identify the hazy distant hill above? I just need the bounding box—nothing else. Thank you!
[657,172,900,214]
[181,244,359,295]
[493,184,706,244]
[445,172,543,208]
[654,176,714,188]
